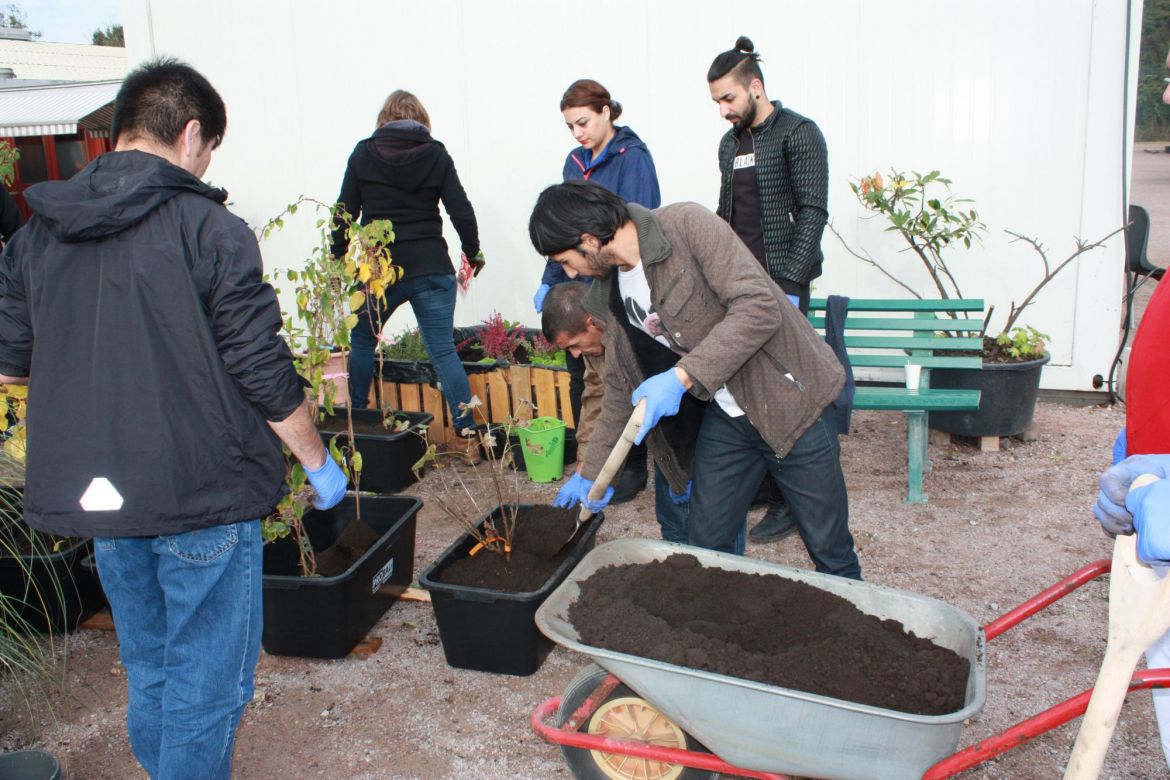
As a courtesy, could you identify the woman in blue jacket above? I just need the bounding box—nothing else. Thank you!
[535,79,661,502]
[534,79,661,310]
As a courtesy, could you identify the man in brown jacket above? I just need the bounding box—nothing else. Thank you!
[527,180,860,578]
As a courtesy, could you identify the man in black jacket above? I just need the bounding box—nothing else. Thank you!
[0,59,345,779]
[708,36,830,545]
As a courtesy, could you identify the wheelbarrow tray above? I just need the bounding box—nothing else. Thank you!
[535,539,987,780]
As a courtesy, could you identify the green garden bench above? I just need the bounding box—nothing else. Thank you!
[808,298,984,503]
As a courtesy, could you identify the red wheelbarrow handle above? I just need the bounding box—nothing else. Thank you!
[531,696,791,780]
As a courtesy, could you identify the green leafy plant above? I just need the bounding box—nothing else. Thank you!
[526,332,567,368]
[378,327,430,361]
[994,326,1050,362]
[0,140,19,188]
[834,168,1124,360]
[259,197,401,573]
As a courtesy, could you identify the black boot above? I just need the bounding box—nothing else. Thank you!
[749,500,798,544]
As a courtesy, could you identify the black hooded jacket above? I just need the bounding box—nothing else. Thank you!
[330,122,479,277]
[0,150,305,537]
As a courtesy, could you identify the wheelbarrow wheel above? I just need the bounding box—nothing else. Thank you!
[557,663,717,780]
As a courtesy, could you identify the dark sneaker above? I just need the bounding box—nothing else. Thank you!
[748,502,798,544]
[609,465,648,505]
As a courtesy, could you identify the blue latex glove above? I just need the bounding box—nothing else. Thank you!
[553,473,614,512]
[1095,454,1170,536]
[1112,427,1128,465]
[1127,478,1170,563]
[306,456,347,510]
[785,293,800,308]
[630,369,687,446]
[669,480,692,505]
[533,283,552,313]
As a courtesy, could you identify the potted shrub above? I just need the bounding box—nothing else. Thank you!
[0,387,102,636]
[838,169,1123,437]
[255,199,425,658]
[415,398,603,675]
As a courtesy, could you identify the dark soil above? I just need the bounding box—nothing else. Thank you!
[569,553,970,716]
[311,517,382,577]
[437,505,581,592]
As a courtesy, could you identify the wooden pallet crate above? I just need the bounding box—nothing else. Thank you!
[374,366,575,445]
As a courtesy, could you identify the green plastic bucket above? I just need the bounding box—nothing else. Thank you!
[515,417,566,483]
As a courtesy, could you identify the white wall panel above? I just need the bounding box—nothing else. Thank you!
[120,0,1142,391]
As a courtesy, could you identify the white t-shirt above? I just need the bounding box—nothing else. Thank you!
[616,261,745,417]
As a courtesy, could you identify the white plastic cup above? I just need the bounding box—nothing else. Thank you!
[905,363,922,390]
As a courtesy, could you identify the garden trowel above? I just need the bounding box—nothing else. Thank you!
[1065,474,1170,779]
[562,399,646,550]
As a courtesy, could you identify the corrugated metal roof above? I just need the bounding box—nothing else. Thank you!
[0,80,119,137]
[0,39,127,82]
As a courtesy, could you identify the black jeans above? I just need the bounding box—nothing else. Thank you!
[688,404,861,580]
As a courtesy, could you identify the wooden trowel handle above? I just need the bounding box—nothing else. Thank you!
[578,399,647,523]
[1065,474,1170,780]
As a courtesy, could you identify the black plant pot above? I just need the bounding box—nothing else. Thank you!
[0,511,104,634]
[419,505,603,676]
[928,354,1050,438]
[0,750,62,780]
[317,408,432,494]
[262,495,420,658]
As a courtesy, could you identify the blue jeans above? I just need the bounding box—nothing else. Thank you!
[688,405,861,579]
[652,463,688,544]
[349,273,473,431]
[653,463,746,553]
[94,520,263,780]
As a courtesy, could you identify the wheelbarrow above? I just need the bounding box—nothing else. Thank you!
[531,539,1170,780]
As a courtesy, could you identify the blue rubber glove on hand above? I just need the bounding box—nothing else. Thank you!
[669,480,692,505]
[306,456,347,510]
[1095,454,1170,536]
[630,369,687,446]
[785,293,800,308]
[1127,478,1170,563]
[1112,427,1128,465]
[553,473,614,512]
[533,283,552,313]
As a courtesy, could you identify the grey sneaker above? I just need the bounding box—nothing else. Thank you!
[748,502,798,544]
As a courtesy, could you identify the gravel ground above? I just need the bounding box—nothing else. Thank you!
[5,141,1170,780]
[6,400,1170,779]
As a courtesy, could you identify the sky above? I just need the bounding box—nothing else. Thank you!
[14,0,122,44]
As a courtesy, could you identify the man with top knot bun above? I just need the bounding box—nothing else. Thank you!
[707,35,831,547]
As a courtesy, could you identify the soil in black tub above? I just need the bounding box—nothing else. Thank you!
[438,506,580,592]
[569,553,969,716]
[311,518,381,577]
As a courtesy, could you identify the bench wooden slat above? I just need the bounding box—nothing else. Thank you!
[847,355,984,369]
[808,316,984,332]
[854,387,981,412]
[810,297,985,313]
[845,335,982,351]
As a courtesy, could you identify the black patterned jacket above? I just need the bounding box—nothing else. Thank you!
[716,100,828,287]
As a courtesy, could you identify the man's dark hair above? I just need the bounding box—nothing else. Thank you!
[707,35,765,88]
[528,180,630,257]
[111,57,227,149]
[541,282,592,343]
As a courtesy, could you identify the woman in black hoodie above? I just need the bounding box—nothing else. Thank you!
[331,90,484,460]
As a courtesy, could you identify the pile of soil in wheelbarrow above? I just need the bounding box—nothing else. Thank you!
[569,553,970,716]
[437,505,580,592]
